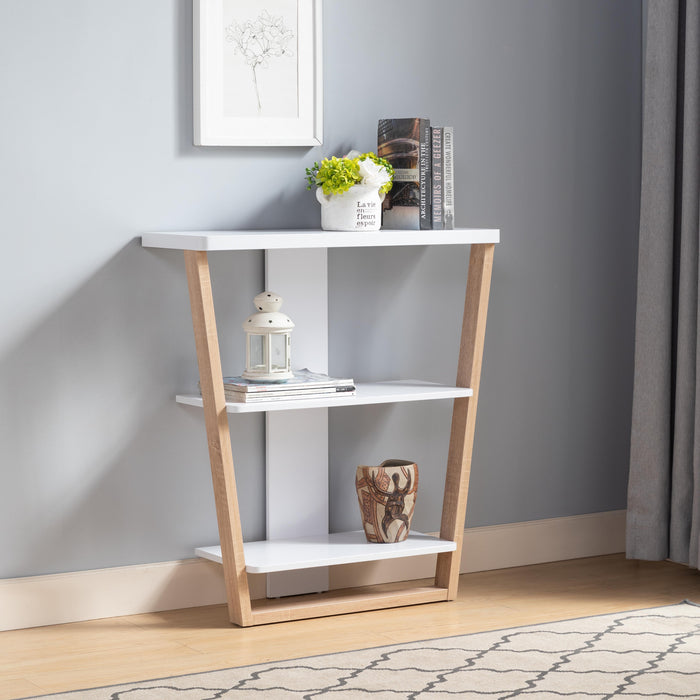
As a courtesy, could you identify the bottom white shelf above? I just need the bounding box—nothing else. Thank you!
[195,531,456,574]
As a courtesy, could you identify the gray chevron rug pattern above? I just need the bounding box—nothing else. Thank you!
[27,601,700,699]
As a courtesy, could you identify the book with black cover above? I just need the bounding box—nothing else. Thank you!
[378,118,430,230]
[419,119,432,229]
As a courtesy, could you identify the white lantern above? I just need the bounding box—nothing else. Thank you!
[242,291,294,382]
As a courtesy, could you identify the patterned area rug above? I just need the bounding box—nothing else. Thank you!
[27,602,700,699]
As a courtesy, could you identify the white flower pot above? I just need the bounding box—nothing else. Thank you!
[316,184,385,231]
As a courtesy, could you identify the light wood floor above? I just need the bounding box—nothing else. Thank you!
[1,554,698,699]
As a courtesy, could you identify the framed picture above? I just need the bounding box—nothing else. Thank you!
[194,0,322,147]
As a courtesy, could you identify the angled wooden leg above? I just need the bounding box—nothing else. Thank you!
[184,251,252,627]
[436,243,495,599]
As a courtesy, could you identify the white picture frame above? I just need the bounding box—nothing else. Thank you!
[194,0,322,147]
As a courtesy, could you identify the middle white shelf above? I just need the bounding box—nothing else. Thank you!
[176,380,472,413]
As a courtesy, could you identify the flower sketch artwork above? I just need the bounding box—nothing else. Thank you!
[222,0,298,119]
[194,0,321,146]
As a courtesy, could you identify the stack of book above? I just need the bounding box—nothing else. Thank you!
[203,368,356,404]
[377,118,454,231]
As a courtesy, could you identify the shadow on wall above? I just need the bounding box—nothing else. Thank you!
[327,244,472,535]
[0,239,265,580]
[173,0,324,232]
[328,245,470,384]
[329,400,455,536]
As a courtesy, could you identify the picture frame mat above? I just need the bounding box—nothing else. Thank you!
[194,0,322,146]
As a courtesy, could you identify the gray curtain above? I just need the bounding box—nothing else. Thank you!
[627,0,700,567]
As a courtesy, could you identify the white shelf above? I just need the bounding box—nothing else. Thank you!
[141,228,500,251]
[147,225,496,624]
[196,531,457,574]
[176,380,472,413]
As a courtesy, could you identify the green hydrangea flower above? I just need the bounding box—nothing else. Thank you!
[306,152,393,195]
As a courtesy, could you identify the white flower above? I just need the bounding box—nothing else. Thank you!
[225,11,294,68]
[358,158,391,189]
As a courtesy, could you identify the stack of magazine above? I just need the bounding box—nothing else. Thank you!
[207,368,356,404]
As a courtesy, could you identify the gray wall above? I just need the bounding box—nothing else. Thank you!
[0,0,641,579]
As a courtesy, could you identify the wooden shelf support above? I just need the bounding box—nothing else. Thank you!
[250,585,449,625]
[184,250,252,626]
[436,242,495,598]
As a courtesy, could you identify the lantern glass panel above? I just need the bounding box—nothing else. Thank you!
[249,334,265,369]
[270,333,288,371]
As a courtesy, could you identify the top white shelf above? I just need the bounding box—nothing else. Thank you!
[141,228,500,251]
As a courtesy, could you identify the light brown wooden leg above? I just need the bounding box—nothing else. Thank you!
[184,251,252,627]
[436,243,495,599]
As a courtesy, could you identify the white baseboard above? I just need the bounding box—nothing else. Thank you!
[0,510,626,631]
[331,509,627,589]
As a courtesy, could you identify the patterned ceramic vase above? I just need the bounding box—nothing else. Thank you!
[355,459,418,543]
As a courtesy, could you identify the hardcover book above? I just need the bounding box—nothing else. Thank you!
[431,126,444,230]
[419,119,432,229]
[378,118,430,230]
[443,126,455,229]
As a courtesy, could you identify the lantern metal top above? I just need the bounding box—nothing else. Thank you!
[242,292,295,333]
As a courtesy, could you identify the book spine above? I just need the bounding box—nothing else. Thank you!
[431,127,444,230]
[443,126,455,229]
[377,118,421,230]
[419,118,432,230]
